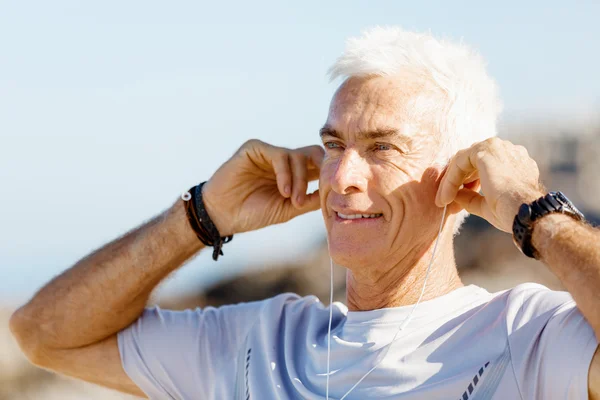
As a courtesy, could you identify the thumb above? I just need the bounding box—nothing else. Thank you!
[453,188,485,218]
[285,189,321,220]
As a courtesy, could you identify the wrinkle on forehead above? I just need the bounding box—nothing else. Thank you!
[327,74,443,140]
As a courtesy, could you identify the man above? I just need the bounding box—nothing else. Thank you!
[9,27,600,399]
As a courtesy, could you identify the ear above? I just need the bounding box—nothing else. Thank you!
[445,180,481,216]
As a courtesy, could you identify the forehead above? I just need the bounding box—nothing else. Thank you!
[327,75,430,136]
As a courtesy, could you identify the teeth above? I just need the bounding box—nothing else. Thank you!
[337,212,382,220]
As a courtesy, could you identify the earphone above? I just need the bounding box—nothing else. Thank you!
[325,204,448,400]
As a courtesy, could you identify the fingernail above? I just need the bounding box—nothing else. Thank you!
[284,185,291,196]
[296,195,303,206]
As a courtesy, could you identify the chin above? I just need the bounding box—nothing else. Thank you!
[327,235,380,268]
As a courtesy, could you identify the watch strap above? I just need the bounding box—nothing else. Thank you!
[512,191,584,259]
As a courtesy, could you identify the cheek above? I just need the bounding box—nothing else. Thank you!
[318,159,336,190]
[367,166,406,220]
[398,166,443,215]
[371,163,410,194]
[319,161,335,209]
[372,162,439,217]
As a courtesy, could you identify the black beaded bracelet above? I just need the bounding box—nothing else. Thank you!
[182,182,233,261]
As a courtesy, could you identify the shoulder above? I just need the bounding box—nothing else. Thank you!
[502,282,573,306]
[262,292,345,319]
[123,293,313,343]
[498,283,596,365]
[498,284,598,399]
[135,293,335,330]
[245,293,347,337]
[252,292,315,315]
[491,282,575,328]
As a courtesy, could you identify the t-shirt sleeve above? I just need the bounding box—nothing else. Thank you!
[117,299,267,399]
[506,283,599,400]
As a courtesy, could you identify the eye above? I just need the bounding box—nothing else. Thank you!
[324,142,342,150]
[375,143,392,151]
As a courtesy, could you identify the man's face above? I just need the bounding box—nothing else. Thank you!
[319,75,447,270]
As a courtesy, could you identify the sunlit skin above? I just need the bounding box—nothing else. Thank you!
[10,64,600,399]
[319,75,465,311]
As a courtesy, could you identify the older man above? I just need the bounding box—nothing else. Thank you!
[10,27,600,399]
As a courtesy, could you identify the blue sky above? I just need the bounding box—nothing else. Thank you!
[1,1,599,304]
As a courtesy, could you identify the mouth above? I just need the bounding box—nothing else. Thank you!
[335,212,384,221]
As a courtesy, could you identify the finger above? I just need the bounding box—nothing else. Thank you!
[463,178,481,192]
[307,167,320,182]
[302,145,325,170]
[298,146,323,182]
[303,189,321,212]
[244,140,293,198]
[436,149,478,207]
[283,189,321,220]
[453,188,485,218]
[271,151,292,198]
[464,170,480,184]
[463,169,481,192]
[290,152,308,208]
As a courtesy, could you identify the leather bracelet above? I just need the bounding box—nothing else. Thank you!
[182,182,233,260]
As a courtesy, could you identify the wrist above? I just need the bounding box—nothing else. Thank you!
[512,191,584,259]
[168,199,206,253]
[201,182,234,237]
[503,189,545,228]
[531,213,576,261]
[181,183,234,260]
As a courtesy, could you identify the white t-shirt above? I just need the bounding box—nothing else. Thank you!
[118,283,598,399]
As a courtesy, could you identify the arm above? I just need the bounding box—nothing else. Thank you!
[10,199,203,397]
[532,214,600,400]
[532,214,600,338]
[10,139,324,397]
[436,137,600,399]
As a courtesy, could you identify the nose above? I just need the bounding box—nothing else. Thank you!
[330,149,369,195]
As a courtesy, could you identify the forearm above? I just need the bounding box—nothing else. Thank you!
[532,213,600,338]
[10,198,203,351]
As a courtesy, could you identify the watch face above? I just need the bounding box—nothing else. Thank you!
[555,191,569,204]
[556,191,585,220]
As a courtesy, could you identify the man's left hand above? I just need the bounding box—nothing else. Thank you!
[435,137,545,233]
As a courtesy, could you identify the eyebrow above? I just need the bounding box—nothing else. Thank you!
[319,125,410,142]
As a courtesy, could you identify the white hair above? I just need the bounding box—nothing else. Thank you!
[328,26,502,234]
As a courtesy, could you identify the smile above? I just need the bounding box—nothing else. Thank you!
[336,212,383,220]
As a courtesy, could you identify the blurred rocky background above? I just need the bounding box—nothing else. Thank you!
[1,116,599,399]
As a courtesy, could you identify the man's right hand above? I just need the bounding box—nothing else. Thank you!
[9,138,324,399]
[202,139,325,236]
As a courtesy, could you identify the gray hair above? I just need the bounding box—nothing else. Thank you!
[328,27,502,233]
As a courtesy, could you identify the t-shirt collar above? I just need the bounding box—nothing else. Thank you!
[343,284,488,325]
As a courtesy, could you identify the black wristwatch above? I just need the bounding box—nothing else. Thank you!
[512,191,584,259]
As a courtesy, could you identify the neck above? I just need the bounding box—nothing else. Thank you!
[345,233,463,311]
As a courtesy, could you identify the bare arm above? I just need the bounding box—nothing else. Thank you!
[9,140,323,397]
[532,214,600,338]
[530,214,600,400]
[11,199,201,351]
[10,199,202,395]
[436,137,600,398]
[436,138,600,334]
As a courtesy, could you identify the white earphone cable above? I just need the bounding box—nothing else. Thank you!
[326,256,334,400]
[325,205,447,400]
